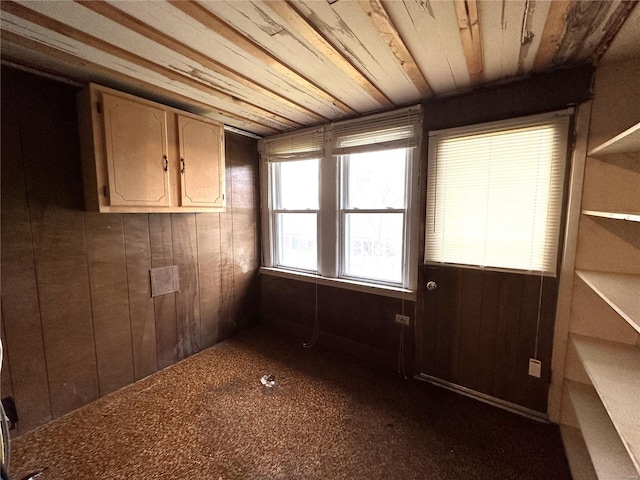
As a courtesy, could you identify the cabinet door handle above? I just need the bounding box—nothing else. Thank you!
[163,155,168,172]
[180,158,185,174]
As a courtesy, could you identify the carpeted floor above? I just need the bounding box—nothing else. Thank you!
[10,327,571,480]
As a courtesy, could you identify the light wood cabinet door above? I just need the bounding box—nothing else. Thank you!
[177,115,225,208]
[102,93,170,207]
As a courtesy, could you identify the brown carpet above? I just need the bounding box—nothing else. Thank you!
[10,327,571,480]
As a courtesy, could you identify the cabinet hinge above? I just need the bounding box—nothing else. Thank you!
[96,102,102,114]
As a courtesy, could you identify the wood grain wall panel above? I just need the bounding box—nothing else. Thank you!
[218,164,236,341]
[261,275,416,372]
[513,275,548,412]
[434,268,462,382]
[196,213,222,348]
[149,214,178,369]
[227,132,261,333]
[492,274,524,404]
[456,269,484,390]
[0,73,52,433]
[475,271,501,395]
[261,276,316,330]
[230,210,260,332]
[1,315,15,400]
[171,213,201,358]
[18,74,99,418]
[0,67,261,435]
[123,214,158,380]
[85,213,134,395]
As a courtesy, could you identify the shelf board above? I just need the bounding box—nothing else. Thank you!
[560,425,598,480]
[588,122,640,156]
[571,334,640,472]
[575,270,640,334]
[582,210,640,223]
[566,380,637,479]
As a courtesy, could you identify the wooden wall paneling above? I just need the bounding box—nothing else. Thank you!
[230,209,260,332]
[434,267,462,382]
[0,72,52,433]
[318,286,397,351]
[85,214,134,396]
[171,213,201,359]
[455,269,484,390]
[475,271,501,395]
[513,275,552,412]
[149,214,178,369]
[418,266,439,377]
[196,213,222,348]
[18,73,100,419]
[218,161,236,341]
[1,313,15,403]
[492,273,524,404]
[227,132,260,332]
[123,214,158,380]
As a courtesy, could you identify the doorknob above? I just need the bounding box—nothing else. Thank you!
[426,281,437,291]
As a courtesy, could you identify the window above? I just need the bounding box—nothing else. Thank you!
[341,149,407,284]
[425,110,571,276]
[261,106,421,289]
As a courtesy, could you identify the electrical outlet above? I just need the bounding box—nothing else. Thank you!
[395,314,410,326]
[528,358,541,378]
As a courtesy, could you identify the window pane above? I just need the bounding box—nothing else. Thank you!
[344,149,406,209]
[277,213,317,271]
[277,160,319,209]
[425,115,569,275]
[344,213,403,283]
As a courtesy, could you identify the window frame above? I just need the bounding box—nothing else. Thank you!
[260,106,422,291]
[424,109,573,277]
[337,148,413,287]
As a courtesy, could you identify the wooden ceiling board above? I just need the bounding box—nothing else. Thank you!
[265,0,395,108]
[168,0,358,117]
[199,0,384,113]
[291,0,423,105]
[478,0,528,83]
[551,0,628,67]
[0,37,279,136]
[454,0,484,86]
[1,0,638,137]
[384,0,472,95]
[79,1,327,124]
[15,0,309,129]
[515,0,553,75]
[0,12,288,133]
[110,0,346,121]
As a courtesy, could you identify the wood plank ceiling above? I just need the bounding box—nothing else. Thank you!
[1,0,638,137]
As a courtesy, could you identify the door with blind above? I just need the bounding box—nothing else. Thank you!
[418,111,572,413]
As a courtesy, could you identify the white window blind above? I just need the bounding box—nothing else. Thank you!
[330,105,421,156]
[425,110,571,276]
[261,127,324,162]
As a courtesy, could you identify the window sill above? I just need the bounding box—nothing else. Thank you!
[260,267,417,301]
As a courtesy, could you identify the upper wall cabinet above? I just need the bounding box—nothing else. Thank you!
[78,84,225,213]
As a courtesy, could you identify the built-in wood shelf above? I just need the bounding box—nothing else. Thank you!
[560,425,598,480]
[582,210,640,223]
[588,122,640,157]
[575,270,640,334]
[570,334,640,472]
[566,380,637,479]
